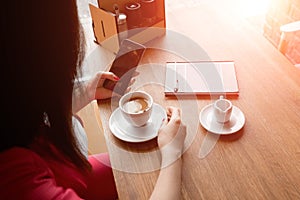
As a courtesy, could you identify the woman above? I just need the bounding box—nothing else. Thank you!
[0,1,186,199]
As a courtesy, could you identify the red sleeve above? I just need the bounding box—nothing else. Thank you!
[0,147,83,200]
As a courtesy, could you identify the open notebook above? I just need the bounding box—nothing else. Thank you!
[164,61,239,96]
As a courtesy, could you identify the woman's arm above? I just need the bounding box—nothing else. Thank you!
[150,158,183,200]
[150,107,186,200]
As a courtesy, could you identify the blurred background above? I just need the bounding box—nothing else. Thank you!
[76,0,300,66]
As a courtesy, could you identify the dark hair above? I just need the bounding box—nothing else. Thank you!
[1,1,90,170]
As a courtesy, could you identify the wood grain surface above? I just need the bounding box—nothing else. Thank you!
[86,0,300,199]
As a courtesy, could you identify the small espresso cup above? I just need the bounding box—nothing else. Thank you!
[213,96,233,123]
[119,91,153,127]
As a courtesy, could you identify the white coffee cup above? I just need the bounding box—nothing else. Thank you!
[213,95,233,123]
[119,91,153,127]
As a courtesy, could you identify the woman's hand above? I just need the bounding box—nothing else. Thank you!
[86,71,119,101]
[73,71,138,114]
[72,72,118,113]
[158,107,186,164]
[86,71,139,101]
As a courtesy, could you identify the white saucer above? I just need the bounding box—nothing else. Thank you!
[109,103,167,142]
[199,104,245,135]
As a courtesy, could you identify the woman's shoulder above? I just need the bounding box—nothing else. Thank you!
[1,146,47,158]
[0,147,81,199]
[0,146,50,172]
[0,147,53,197]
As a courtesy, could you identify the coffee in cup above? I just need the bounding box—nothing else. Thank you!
[119,91,153,127]
[122,97,150,113]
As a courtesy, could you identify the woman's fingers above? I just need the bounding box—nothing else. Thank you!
[99,71,119,81]
[92,72,119,88]
[167,107,181,124]
[132,71,140,77]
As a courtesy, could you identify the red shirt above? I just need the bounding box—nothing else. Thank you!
[0,117,118,199]
[0,147,86,199]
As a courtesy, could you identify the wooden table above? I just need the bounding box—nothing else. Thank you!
[93,0,300,199]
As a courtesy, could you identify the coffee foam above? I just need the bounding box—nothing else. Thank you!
[123,98,149,113]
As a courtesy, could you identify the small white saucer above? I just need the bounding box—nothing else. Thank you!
[199,104,245,135]
[109,103,167,142]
